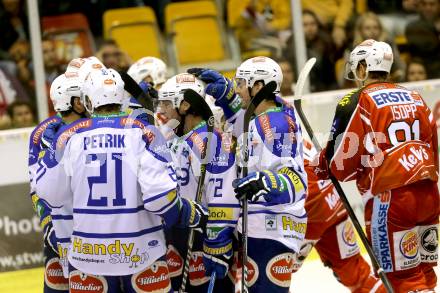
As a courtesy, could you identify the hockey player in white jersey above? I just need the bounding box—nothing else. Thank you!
[35,57,111,283]
[35,68,206,292]
[128,56,167,88]
[188,57,308,292]
[157,73,239,292]
[28,71,88,293]
[127,56,167,110]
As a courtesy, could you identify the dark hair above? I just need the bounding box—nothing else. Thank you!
[302,9,323,28]
[7,100,35,118]
[99,39,119,48]
[58,96,81,117]
[94,103,121,113]
[405,57,428,80]
[359,60,389,81]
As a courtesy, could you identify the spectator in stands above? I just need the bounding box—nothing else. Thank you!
[353,12,405,81]
[278,59,294,96]
[301,0,354,51]
[228,0,291,57]
[402,0,420,13]
[7,100,35,128]
[303,10,337,91]
[97,39,132,72]
[0,0,28,53]
[406,58,428,81]
[0,113,11,129]
[42,36,63,84]
[283,10,337,92]
[9,39,31,84]
[405,0,440,78]
[0,64,31,114]
[367,0,419,40]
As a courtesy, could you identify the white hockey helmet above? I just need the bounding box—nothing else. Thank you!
[49,72,83,112]
[82,68,125,113]
[66,56,106,81]
[127,56,167,86]
[158,73,205,109]
[345,39,393,81]
[235,56,283,93]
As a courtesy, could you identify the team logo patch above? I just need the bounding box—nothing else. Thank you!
[69,270,107,292]
[32,118,59,145]
[258,114,274,142]
[265,215,277,231]
[393,229,420,271]
[44,258,68,290]
[166,245,183,278]
[266,253,294,287]
[188,251,209,286]
[336,220,360,259]
[132,260,171,292]
[400,231,418,259]
[228,253,259,287]
[57,120,92,149]
[421,227,438,253]
[342,221,357,247]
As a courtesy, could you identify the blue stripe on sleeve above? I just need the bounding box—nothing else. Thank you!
[58,237,71,243]
[143,188,175,204]
[207,203,241,208]
[208,220,238,224]
[145,194,178,214]
[52,215,74,220]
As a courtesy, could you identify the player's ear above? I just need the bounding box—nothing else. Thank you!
[71,97,83,112]
[179,100,191,115]
[251,81,264,97]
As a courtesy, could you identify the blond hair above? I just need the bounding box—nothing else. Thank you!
[353,12,388,46]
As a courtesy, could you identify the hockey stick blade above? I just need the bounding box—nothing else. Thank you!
[293,57,316,101]
[179,89,214,293]
[292,59,394,292]
[119,72,155,125]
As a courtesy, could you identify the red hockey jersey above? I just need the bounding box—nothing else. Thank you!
[319,82,438,196]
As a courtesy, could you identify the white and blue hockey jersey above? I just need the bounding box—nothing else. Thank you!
[169,121,240,242]
[226,97,308,252]
[36,113,180,276]
[28,115,76,277]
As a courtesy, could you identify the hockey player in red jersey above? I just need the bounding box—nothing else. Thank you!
[315,39,439,293]
[295,140,385,293]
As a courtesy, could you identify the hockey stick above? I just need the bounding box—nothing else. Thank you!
[239,80,277,293]
[179,89,215,293]
[119,71,155,125]
[207,271,216,293]
[293,58,394,293]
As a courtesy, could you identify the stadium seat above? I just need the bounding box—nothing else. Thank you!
[103,7,164,61]
[42,13,96,64]
[165,0,240,73]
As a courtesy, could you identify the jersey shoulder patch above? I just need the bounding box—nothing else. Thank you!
[254,109,297,141]
[55,118,92,150]
[30,116,62,146]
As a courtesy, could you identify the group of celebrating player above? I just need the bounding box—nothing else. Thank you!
[28,38,438,293]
